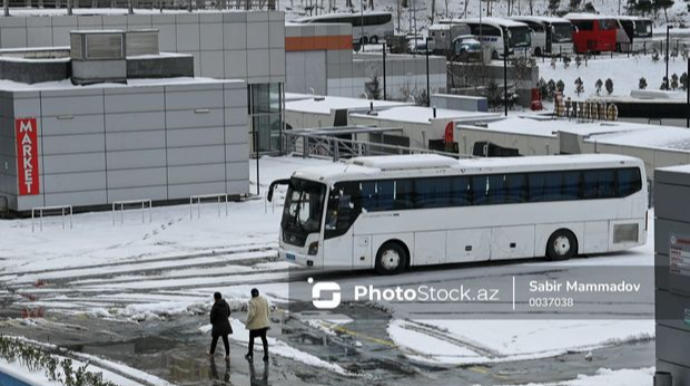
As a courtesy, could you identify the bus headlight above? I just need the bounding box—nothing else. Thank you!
[308,241,319,256]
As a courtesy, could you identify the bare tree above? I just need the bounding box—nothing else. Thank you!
[527,0,534,14]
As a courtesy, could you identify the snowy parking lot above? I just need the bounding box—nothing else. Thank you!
[0,156,658,386]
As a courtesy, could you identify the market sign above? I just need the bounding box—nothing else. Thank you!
[15,118,40,195]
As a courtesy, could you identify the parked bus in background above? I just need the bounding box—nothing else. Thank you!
[440,18,532,59]
[510,16,574,57]
[564,13,619,54]
[293,12,394,45]
[616,16,653,53]
[268,154,647,274]
[429,23,471,56]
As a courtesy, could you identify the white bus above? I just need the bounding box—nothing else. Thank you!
[616,16,653,53]
[294,12,394,45]
[510,16,574,57]
[269,154,647,274]
[440,18,532,59]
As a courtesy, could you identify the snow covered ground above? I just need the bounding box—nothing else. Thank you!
[501,367,654,386]
[0,155,657,384]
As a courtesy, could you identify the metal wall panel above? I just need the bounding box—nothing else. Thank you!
[42,134,105,156]
[107,167,167,189]
[41,115,105,137]
[42,153,106,174]
[168,181,227,200]
[168,164,225,185]
[166,127,225,148]
[167,146,225,166]
[165,109,224,130]
[106,130,166,151]
[43,171,106,193]
[106,149,167,170]
[105,112,165,132]
[108,186,167,202]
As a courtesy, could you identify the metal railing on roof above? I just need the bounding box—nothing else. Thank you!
[284,130,470,162]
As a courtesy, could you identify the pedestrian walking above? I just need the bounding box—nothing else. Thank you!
[208,292,232,361]
[245,288,270,362]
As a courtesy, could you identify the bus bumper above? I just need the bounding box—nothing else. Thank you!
[279,248,316,267]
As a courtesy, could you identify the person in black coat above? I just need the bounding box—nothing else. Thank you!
[208,292,233,361]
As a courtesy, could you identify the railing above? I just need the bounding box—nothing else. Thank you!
[2,0,277,15]
[112,199,152,225]
[283,131,469,162]
[189,193,228,219]
[31,205,73,232]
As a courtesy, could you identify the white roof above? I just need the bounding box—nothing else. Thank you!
[292,153,643,183]
[564,13,617,20]
[510,16,571,24]
[616,16,653,21]
[656,164,690,174]
[294,11,391,22]
[455,17,530,28]
[285,94,405,115]
[460,116,656,138]
[351,106,501,124]
[585,127,690,153]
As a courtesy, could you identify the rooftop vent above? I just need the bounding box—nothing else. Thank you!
[70,30,126,85]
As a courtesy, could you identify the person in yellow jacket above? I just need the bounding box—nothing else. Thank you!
[245,288,270,362]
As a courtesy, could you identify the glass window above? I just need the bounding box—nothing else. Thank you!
[583,169,616,199]
[562,171,582,199]
[325,182,359,238]
[395,179,415,210]
[504,174,527,203]
[415,177,454,208]
[473,175,506,205]
[572,20,594,31]
[529,172,563,202]
[618,168,642,197]
[282,179,326,235]
[360,180,395,212]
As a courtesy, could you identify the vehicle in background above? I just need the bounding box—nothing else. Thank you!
[269,154,648,274]
[564,13,619,54]
[616,16,654,53]
[510,16,574,57]
[440,18,532,59]
[429,23,472,56]
[452,35,482,62]
[293,11,394,45]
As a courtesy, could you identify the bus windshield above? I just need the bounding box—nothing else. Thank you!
[634,20,653,38]
[508,26,531,48]
[282,179,326,236]
[552,22,573,42]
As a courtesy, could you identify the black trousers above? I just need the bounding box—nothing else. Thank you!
[210,334,229,356]
[248,328,268,357]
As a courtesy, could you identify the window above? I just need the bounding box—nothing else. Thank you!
[583,169,616,199]
[572,20,594,31]
[529,172,564,202]
[599,19,618,30]
[525,21,544,32]
[325,182,359,239]
[617,168,642,197]
[505,174,527,203]
[473,174,507,205]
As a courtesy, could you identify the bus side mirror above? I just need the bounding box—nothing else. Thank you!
[267,179,291,202]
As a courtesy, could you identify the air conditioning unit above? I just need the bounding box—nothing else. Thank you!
[70,30,126,85]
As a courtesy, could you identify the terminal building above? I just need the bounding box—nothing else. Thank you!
[0,29,249,213]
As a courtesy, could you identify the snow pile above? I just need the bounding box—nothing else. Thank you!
[507,367,654,386]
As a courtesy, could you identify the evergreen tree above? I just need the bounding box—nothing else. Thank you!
[547,79,557,99]
[569,0,582,11]
[556,79,565,93]
[653,0,674,22]
[639,77,648,90]
[574,77,585,96]
[485,80,501,109]
[563,56,571,68]
[652,49,660,62]
[575,55,583,68]
[370,75,382,100]
[548,0,561,14]
[595,79,603,95]
[538,78,549,100]
[661,76,670,90]
[605,78,614,95]
[583,1,595,12]
[681,72,689,91]
[637,0,653,15]
[671,73,679,90]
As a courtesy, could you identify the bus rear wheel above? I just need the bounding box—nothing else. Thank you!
[375,242,408,275]
[370,35,379,44]
[546,230,577,261]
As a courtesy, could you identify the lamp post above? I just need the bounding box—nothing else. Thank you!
[666,25,673,88]
[382,42,387,100]
[503,40,509,116]
[425,37,431,107]
[687,58,689,128]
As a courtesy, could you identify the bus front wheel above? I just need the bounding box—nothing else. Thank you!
[546,230,577,261]
[370,35,379,44]
[375,241,408,275]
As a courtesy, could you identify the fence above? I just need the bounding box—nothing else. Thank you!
[112,199,152,225]
[189,193,228,219]
[283,131,468,162]
[2,0,276,16]
[31,205,73,232]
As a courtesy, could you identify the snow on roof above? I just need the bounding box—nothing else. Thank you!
[285,95,404,115]
[510,16,571,24]
[351,105,501,124]
[293,153,643,183]
[461,116,656,138]
[455,17,530,28]
[0,77,241,91]
[656,164,690,174]
[585,126,690,153]
[564,13,617,20]
[0,8,270,17]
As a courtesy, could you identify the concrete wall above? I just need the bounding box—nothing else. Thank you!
[0,80,249,212]
[0,11,286,84]
[0,58,69,83]
[354,52,446,100]
[655,166,690,385]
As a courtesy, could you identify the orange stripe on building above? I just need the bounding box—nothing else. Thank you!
[285,35,353,51]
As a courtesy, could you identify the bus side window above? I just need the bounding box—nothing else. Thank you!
[618,168,642,197]
[505,173,527,203]
[583,169,616,199]
[325,182,358,238]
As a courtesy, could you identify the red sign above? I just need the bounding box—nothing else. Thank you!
[15,118,40,195]
[444,122,454,144]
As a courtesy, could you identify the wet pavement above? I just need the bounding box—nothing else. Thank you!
[0,309,655,386]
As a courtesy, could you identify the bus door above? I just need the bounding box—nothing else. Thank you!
[323,182,362,268]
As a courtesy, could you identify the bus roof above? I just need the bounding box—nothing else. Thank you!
[510,16,571,24]
[441,17,529,28]
[616,16,653,21]
[564,13,618,21]
[294,11,392,22]
[291,154,644,184]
